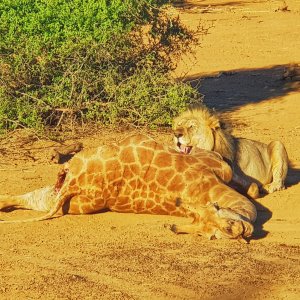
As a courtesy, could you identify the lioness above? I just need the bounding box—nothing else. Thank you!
[173,106,289,198]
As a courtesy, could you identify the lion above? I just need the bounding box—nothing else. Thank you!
[172,105,289,199]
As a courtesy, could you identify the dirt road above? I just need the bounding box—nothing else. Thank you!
[1,1,300,299]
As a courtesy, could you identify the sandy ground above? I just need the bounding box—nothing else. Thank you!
[0,1,300,299]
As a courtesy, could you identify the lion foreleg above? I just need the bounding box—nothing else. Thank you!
[264,141,288,193]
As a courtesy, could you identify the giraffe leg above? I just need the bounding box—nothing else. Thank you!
[0,186,56,212]
[171,204,218,239]
[171,222,217,240]
[0,195,23,210]
[231,171,260,199]
[263,141,288,193]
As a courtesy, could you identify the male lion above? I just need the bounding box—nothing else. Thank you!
[173,105,289,198]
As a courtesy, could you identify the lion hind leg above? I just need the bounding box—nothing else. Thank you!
[264,141,288,193]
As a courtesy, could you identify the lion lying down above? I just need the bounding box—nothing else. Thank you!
[0,134,256,242]
[173,106,289,199]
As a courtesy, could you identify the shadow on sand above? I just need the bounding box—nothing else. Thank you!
[184,64,300,111]
[251,167,300,240]
[173,0,255,10]
[251,200,272,240]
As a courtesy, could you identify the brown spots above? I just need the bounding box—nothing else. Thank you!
[187,182,202,198]
[204,158,222,170]
[146,200,156,209]
[112,203,133,212]
[120,147,136,164]
[69,195,94,214]
[141,140,163,150]
[136,146,154,166]
[162,200,177,212]
[92,174,104,187]
[200,179,213,192]
[141,191,147,199]
[129,163,141,175]
[69,178,77,187]
[184,170,199,181]
[131,190,140,199]
[87,159,102,174]
[168,174,185,192]
[112,196,132,211]
[199,191,209,203]
[123,165,134,179]
[184,156,198,164]
[148,191,155,199]
[174,157,188,172]
[149,181,160,193]
[209,185,227,198]
[154,152,172,168]
[105,159,122,172]
[69,157,84,176]
[102,188,111,199]
[129,178,138,190]
[105,159,122,182]
[78,173,86,186]
[151,205,168,215]
[143,166,157,182]
[156,169,174,186]
[133,199,145,212]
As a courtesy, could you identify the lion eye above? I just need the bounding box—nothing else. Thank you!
[225,227,233,234]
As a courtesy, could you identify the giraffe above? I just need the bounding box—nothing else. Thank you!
[0,134,257,241]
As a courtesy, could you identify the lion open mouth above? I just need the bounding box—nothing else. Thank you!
[177,142,193,154]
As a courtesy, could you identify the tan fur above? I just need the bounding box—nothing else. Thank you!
[173,105,289,198]
[0,134,257,241]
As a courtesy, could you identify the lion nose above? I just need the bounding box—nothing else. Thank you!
[174,132,183,138]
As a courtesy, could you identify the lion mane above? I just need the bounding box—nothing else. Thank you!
[173,105,289,198]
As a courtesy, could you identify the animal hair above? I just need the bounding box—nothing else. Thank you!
[182,105,235,162]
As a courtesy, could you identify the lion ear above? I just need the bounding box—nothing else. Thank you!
[211,119,221,130]
[220,121,227,130]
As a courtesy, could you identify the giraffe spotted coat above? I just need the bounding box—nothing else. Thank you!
[0,134,257,241]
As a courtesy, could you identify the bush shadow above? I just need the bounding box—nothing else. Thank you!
[185,64,300,111]
[173,0,255,10]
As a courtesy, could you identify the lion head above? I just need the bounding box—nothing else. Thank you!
[173,105,235,162]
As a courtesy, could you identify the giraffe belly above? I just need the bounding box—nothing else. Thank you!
[109,196,185,217]
[67,195,106,214]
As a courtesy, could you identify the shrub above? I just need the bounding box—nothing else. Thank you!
[0,0,203,132]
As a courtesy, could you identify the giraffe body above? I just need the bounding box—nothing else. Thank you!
[0,135,257,241]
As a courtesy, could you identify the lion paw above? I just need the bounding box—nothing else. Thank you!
[263,182,285,194]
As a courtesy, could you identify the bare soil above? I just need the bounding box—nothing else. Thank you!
[0,1,300,299]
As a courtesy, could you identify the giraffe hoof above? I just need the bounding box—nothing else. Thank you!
[170,224,178,234]
[175,197,182,207]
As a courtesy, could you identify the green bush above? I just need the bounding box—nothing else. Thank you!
[0,0,202,132]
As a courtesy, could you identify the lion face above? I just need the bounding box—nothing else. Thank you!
[173,118,215,154]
